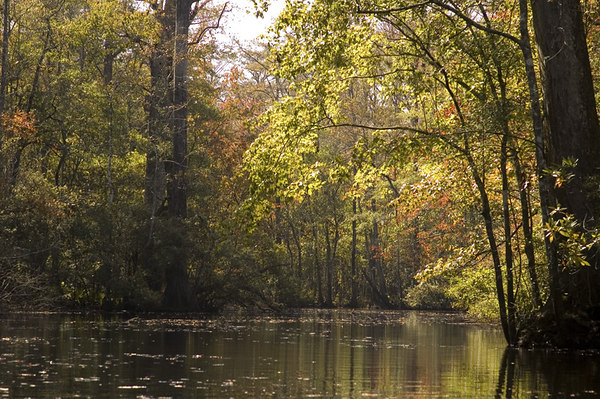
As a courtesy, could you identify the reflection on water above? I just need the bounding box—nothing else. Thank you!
[0,310,598,398]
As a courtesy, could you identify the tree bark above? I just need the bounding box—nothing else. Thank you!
[168,0,190,219]
[144,0,195,310]
[531,0,600,308]
[144,1,172,214]
[162,0,192,308]
[531,0,600,224]
[519,0,563,319]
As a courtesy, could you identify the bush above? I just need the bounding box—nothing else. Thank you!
[405,281,453,310]
[446,266,499,321]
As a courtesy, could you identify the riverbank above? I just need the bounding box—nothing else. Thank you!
[518,311,600,349]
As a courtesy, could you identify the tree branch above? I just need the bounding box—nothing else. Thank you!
[358,0,520,45]
[188,2,228,46]
[356,1,431,15]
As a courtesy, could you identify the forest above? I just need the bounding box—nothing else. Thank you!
[0,0,600,347]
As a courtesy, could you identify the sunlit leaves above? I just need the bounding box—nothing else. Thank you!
[2,111,37,143]
[242,95,324,221]
[546,207,599,268]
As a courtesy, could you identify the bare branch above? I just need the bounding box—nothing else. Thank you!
[358,0,520,45]
[429,0,520,44]
[356,1,431,15]
[188,2,228,46]
[382,173,401,198]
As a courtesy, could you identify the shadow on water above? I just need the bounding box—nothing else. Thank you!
[495,346,600,398]
[495,348,517,399]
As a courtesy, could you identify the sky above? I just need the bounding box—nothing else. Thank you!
[217,0,285,45]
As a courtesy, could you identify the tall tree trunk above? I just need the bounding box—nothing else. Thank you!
[168,0,190,219]
[371,199,388,303]
[501,132,517,345]
[0,0,9,177]
[162,0,194,309]
[434,47,510,340]
[286,210,302,280]
[308,197,324,305]
[144,3,172,215]
[532,0,600,223]
[486,27,518,342]
[519,0,563,319]
[103,40,115,204]
[512,147,542,309]
[349,197,358,307]
[144,0,194,310]
[481,4,542,311]
[468,151,510,343]
[363,199,391,308]
[325,221,333,307]
[143,6,172,301]
[312,223,324,305]
[531,0,600,308]
[275,196,283,244]
[0,0,8,114]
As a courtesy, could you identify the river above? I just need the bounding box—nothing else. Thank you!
[0,310,598,398]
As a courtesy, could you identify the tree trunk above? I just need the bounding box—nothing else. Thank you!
[467,150,511,343]
[325,221,333,307]
[162,0,195,309]
[488,31,518,342]
[168,0,190,219]
[0,0,9,174]
[0,0,8,114]
[364,199,391,308]
[144,0,194,310]
[144,5,172,214]
[312,223,324,305]
[512,147,542,309]
[371,199,388,303]
[286,209,302,280]
[482,3,542,311]
[501,132,517,345]
[532,0,600,223]
[519,0,563,319]
[275,196,283,244]
[143,5,172,300]
[531,0,600,308]
[349,197,358,307]
[103,39,115,204]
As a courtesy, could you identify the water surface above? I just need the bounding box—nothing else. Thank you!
[0,310,599,398]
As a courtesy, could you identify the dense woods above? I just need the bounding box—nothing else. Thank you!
[1,0,600,347]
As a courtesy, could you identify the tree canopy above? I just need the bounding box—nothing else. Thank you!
[1,0,600,347]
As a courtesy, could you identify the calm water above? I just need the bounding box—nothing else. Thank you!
[0,310,599,398]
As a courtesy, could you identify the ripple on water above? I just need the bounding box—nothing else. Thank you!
[2,311,600,398]
[117,385,147,389]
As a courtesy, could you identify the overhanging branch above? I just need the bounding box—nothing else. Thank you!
[189,1,228,45]
[357,0,520,45]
